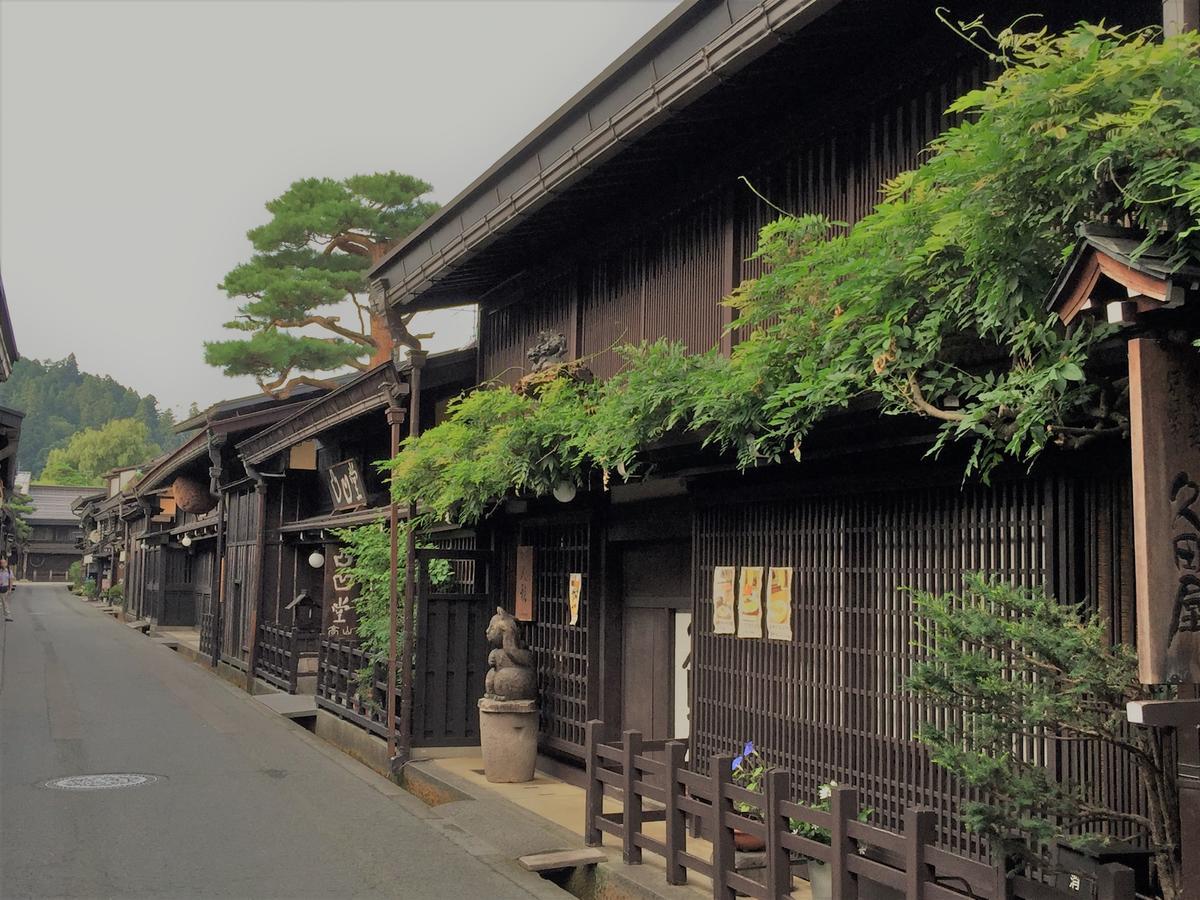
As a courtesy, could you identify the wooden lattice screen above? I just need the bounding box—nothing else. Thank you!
[691,472,1147,862]
[519,519,592,756]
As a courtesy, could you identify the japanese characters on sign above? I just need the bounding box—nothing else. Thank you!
[1130,338,1200,683]
[328,459,367,511]
[323,545,359,640]
[515,545,535,622]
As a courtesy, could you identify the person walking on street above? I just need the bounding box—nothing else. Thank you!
[0,558,14,621]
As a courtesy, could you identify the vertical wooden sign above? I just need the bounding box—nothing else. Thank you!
[515,545,535,622]
[1130,338,1200,684]
[323,544,359,640]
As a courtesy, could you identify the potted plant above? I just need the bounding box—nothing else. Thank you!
[788,782,874,900]
[730,742,767,851]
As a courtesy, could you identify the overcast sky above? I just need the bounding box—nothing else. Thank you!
[0,0,676,413]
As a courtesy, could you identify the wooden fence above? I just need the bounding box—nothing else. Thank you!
[584,723,1136,900]
[254,622,319,693]
[314,637,391,737]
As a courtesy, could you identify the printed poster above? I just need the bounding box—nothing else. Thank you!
[766,566,793,641]
[712,566,736,634]
[737,566,764,638]
[568,572,582,625]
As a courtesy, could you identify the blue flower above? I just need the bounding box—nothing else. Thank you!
[743,741,755,758]
[732,755,744,770]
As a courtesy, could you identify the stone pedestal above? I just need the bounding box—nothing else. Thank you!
[478,698,539,783]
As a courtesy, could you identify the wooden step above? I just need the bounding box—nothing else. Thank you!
[518,848,608,872]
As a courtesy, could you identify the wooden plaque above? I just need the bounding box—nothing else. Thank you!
[322,544,360,640]
[515,545,535,621]
[328,459,367,512]
[1130,338,1200,684]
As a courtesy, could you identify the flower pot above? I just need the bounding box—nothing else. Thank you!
[733,829,766,852]
[807,860,832,900]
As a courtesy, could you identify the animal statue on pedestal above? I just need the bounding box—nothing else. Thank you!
[484,607,537,701]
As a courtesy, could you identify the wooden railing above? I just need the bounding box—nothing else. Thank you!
[314,638,391,737]
[584,723,1136,900]
[254,623,318,693]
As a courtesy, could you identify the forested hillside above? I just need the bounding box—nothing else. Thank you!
[0,355,183,475]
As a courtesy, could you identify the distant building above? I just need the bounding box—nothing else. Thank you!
[20,483,102,581]
[0,275,22,559]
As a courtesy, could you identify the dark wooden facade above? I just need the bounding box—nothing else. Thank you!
[367,0,1164,867]
[235,351,477,701]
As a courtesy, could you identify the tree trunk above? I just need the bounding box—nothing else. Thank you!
[368,242,397,368]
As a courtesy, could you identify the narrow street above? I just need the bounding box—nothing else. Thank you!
[0,584,548,899]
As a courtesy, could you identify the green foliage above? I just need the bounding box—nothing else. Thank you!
[0,355,181,475]
[331,523,451,667]
[712,23,1200,477]
[67,561,82,591]
[3,491,34,543]
[40,419,161,485]
[787,782,873,850]
[206,173,438,396]
[81,578,97,599]
[387,24,1200,525]
[103,582,125,606]
[909,575,1180,896]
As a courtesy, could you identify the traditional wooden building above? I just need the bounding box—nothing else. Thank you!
[0,276,23,559]
[368,0,1166,863]
[232,349,475,698]
[127,385,339,657]
[20,483,101,581]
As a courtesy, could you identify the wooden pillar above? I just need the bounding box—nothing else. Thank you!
[208,434,226,668]
[385,388,406,763]
[244,471,269,693]
[397,350,427,768]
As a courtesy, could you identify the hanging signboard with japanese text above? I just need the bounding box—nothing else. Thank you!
[1130,338,1200,684]
[515,545,535,621]
[737,566,764,639]
[328,459,367,512]
[712,566,736,634]
[323,544,360,641]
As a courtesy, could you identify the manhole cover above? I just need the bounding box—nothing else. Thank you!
[43,774,161,791]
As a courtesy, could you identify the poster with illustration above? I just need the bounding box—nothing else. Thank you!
[766,566,793,640]
[737,566,764,638]
[568,572,582,625]
[712,566,736,634]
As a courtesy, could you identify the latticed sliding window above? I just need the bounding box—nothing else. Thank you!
[691,473,1145,861]
[519,520,591,756]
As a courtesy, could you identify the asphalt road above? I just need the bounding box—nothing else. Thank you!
[0,584,549,900]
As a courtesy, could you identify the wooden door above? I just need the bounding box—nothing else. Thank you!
[620,539,691,741]
[412,545,493,747]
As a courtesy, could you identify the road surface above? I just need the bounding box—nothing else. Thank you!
[0,584,549,899]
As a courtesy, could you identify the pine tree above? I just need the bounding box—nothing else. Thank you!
[205,173,439,398]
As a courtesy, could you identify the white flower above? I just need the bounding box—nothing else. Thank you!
[818,783,832,801]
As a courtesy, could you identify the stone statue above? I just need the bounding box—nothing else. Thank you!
[526,331,568,372]
[484,607,537,701]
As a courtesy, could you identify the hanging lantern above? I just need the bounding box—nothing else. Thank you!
[308,550,325,569]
